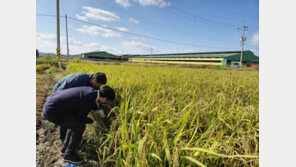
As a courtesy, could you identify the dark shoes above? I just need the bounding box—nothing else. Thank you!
[60,147,66,156]
[63,153,84,164]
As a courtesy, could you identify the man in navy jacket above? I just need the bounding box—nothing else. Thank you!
[43,86,115,164]
[53,72,107,143]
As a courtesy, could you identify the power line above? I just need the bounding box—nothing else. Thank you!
[163,8,239,31]
[68,16,233,49]
[197,15,241,28]
[37,13,234,50]
[92,0,232,43]
[168,0,242,28]
[169,5,241,28]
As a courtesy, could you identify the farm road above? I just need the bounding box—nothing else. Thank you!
[36,74,98,167]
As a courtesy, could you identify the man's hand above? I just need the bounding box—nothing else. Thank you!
[95,109,106,118]
[91,120,98,127]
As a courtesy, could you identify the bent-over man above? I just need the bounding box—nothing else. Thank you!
[54,72,107,92]
[53,72,107,143]
[43,86,115,164]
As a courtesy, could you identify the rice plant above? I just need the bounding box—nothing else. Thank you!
[66,62,259,166]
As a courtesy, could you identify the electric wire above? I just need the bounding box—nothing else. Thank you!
[92,0,234,43]
[37,13,234,50]
[168,0,242,28]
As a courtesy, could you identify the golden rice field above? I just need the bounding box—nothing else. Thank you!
[66,61,259,167]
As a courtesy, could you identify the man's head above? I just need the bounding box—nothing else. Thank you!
[97,86,115,103]
[90,72,107,88]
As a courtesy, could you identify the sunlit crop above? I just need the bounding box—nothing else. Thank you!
[66,62,259,166]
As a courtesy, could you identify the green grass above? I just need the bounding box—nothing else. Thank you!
[66,61,259,166]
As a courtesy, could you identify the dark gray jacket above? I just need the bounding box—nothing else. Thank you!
[43,86,98,123]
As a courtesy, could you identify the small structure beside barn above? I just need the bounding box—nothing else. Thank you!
[82,51,128,61]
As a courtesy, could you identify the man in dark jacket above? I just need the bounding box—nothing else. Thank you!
[53,72,107,143]
[53,72,107,92]
[43,86,115,164]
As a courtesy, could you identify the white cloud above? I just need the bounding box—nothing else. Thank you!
[76,25,121,38]
[36,32,57,54]
[115,0,131,8]
[81,6,120,22]
[168,49,195,54]
[128,17,139,24]
[117,27,129,32]
[120,41,192,54]
[121,40,156,54]
[76,14,88,22]
[36,32,116,55]
[36,33,55,40]
[133,0,170,8]
[60,36,82,46]
[251,31,259,46]
[115,0,170,8]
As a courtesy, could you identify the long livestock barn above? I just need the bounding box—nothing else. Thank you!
[127,50,259,67]
[81,50,259,67]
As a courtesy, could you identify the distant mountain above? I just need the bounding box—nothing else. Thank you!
[39,52,68,57]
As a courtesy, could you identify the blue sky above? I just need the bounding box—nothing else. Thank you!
[36,0,259,56]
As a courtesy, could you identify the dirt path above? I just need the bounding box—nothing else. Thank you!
[36,74,99,167]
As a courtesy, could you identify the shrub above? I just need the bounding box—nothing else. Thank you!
[36,57,59,67]
[46,66,60,74]
[36,64,51,73]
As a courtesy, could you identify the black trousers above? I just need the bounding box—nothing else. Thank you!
[57,117,86,156]
[60,126,67,142]
[43,113,85,156]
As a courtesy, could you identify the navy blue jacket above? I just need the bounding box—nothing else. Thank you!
[43,86,98,123]
[53,73,93,92]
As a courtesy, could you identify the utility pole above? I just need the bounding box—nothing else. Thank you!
[150,48,153,63]
[238,25,248,66]
[65,14,69,58]
[56,0,61,68]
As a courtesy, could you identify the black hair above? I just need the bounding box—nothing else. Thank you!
[92,72,107,84]
[99,86,115,101]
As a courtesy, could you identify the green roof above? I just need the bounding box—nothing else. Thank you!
[84,51,117,58]
[82,50,259,64]
[130,50,259,63]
